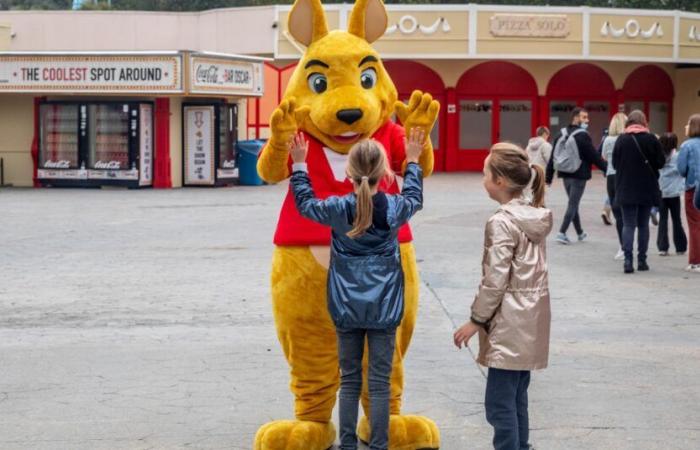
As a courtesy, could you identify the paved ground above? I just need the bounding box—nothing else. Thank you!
[1,174,698,450]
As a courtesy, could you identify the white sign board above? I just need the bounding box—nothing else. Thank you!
[139,104,153,186]
[0,55,183,93]
[184,106,216,186]
[190,56,263,96]
[489,14,570,38]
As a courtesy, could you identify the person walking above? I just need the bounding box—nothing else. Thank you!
[677,113,700,273]
[288,130,425,450]
[526,126,552,169]
[601,112,628,260]
[546,107,608,245]
[657,133,688,256]
[454,142,552,450]
[612,110,666,273]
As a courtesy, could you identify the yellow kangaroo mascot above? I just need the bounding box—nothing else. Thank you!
[255,0,440,448]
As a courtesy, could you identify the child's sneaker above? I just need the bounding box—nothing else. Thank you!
[556,233,571,245]
[578,232,588,242]
[659,251,669,256]
[686,264,700,273]
[614,249,625,260]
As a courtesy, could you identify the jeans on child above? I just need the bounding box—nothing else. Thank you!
[336,327,396,450]
[485,368,531,450]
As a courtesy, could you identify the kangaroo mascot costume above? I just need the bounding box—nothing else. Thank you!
[255,0,440,448]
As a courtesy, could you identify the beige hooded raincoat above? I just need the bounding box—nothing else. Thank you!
[471,198,553,371]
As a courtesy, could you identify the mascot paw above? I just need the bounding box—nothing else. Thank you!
[254,420,336,450]
[358,414,440,450]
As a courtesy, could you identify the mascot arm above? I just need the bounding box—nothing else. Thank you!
[256,98,310,184]
[395,91,441,178]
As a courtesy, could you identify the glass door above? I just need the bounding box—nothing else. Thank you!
[649,102,670,135]
[549,101,577,137]
[39,104,79,169]
[583,101,610,147]
[218,105,237,175]
[499,100,532,149]
[459,100,493,150]
[88,104,130,170]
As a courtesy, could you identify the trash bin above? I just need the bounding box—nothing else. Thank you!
[236,140,266,186]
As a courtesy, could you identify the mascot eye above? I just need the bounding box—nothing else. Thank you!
[307,73,327,94]
[360,68,377,89]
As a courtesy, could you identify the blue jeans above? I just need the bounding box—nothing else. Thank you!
[485,368,531,450]
[621,204,652,262]
[337,328,396,450]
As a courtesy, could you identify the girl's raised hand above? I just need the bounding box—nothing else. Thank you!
[288,132,309,164]
[453,321,480,349]
[405,127,425,164]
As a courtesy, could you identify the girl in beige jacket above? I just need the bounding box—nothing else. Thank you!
[454,142,553,450]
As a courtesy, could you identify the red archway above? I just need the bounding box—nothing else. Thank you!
[623,65,674,134]
[450,61,538,171]
[546,63,616,146]
[384,60,447,171]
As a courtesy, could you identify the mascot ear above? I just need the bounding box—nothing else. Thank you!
[288,0,329,46]
[347,0,388,43]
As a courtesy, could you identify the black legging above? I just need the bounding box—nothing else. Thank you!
[606,175,624,246]
[657,196,688,253]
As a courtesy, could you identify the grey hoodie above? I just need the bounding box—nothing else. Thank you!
[471,198,553,370]
[526,136,553,169]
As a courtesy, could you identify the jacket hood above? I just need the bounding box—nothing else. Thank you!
[501,199,553,244]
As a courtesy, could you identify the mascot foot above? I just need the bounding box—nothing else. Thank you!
[254,420,336,450]
[358,414,440,450]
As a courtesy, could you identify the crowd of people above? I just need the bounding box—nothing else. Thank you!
[537,107,700,274]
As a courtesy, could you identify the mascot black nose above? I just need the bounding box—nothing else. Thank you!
[336,109,363,125]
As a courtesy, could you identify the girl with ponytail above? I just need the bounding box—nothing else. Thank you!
[453,142,553,450]
[288,128,425,448]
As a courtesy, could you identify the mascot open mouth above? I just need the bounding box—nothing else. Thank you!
[332,131,363,145]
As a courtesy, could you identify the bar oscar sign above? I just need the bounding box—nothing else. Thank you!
[0,54,182,93]
[490,14,570,38]
[190,56,263,96]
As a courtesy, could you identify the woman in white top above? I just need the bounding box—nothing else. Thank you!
[526,126,552,169]
[602,112,628,260]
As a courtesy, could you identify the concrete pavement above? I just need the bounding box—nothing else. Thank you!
[0,174,698,449]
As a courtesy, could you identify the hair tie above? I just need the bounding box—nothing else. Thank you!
[361,176,369,182]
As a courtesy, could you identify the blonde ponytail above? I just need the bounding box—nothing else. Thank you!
[530,164,545,208]
[488,142,547,208]
[346,140,391,238]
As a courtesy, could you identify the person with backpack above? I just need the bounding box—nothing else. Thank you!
[657,132,687,257]
[612,110,666,274]
[546,107,608,245]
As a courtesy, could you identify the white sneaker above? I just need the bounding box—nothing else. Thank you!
[685,264,700,273]
[659,251,669,256]
[614,249,625,260]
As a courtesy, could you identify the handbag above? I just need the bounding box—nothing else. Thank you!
[631,135,663,207]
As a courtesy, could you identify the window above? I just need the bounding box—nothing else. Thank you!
[549,101,576,136]
[649,102,669,135]
[500,100,532,148]
[584,101,610,147]
[459,100,492,149]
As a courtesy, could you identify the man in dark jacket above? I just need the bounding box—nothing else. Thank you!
[546,107,608,245]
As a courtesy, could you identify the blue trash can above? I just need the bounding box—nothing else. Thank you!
[237,140,266,186]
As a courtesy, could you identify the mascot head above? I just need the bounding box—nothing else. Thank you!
[284,0,397,154]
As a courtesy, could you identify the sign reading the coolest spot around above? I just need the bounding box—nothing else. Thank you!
[0,55,182,92]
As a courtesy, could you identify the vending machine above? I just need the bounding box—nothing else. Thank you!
[38,101,153,188]
[182,102,238,186]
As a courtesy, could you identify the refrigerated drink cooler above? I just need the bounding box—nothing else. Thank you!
[38,101,153,188]
[182,103,238,187]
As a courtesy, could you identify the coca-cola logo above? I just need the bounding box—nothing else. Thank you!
[196,65,218,84]
[44,160,71,169]
[94,160,122,170]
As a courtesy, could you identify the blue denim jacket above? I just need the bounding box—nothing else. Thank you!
[659,151,686,198]
[677,137,700,191]
[290,162,423,329]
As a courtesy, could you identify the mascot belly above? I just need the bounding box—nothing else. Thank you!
[255,0,440,448]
